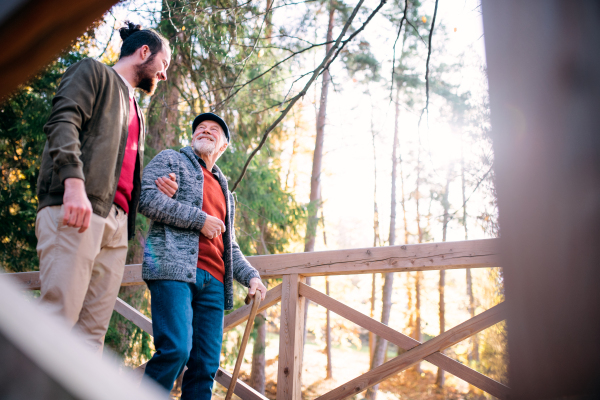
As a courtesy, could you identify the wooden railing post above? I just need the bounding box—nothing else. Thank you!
[277,274,305,400]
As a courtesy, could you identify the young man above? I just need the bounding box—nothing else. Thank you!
[35,22,174,352]
[139,113,267,399]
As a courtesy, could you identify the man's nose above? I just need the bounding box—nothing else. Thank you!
[158,71,167,81]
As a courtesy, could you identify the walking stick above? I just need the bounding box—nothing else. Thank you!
[225,293,262,400]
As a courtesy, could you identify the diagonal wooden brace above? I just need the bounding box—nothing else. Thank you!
[299,283,508,400]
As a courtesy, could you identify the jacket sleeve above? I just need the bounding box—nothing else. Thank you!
[43,59,100,183]
[138,150,208,231]
[229,192,261,287]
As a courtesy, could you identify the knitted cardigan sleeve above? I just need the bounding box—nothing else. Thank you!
[138,150,207,230]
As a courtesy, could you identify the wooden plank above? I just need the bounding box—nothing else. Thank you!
[113,298,153,337]
[2,239,499,289]
[299,283,510,399]
[215,368,269,400]
[3,270,42,291]
[316,302,507,400]
[223,284,282,333]
[277,274,305,400]
[0,0,119,99]
[0,275,167,400]
[2,264,144,291]
[121,264,144,286]
[248,239,499,278]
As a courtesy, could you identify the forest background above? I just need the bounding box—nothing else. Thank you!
[0,0,505,398]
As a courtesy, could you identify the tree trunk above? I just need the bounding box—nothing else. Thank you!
[250,309,267,394]
[365,273,394,400]
[369,89,381,363]
[304,0,334,253]
[325,277,333,379]
[250,228,269,393]
[461,138,479,364]
[303,0,335,351]
[370,274,376,362]
[436,165,452,387]
[365,75,401,400]
[411,134,423,374]
[145,0,187,157]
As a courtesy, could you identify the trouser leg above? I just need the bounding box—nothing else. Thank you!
[181,270,225,400]
[36,205,104,328]
[74,205,128,353]
[144,279,194,392]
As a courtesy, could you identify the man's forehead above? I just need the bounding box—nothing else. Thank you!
[199,120,221,128]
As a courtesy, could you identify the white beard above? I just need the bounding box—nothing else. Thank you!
[193,137,216,156]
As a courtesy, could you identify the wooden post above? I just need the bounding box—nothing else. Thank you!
[277,274,305,400]
[483,1,600,398]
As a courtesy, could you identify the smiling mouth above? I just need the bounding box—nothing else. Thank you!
[198,136,214,142]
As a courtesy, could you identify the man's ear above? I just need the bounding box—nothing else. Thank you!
[139,45,151,61]
[219,142,229,153]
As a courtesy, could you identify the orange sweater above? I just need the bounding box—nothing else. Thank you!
[197,165,226,283]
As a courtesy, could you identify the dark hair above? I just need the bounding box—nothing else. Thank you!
[118,21,170,59]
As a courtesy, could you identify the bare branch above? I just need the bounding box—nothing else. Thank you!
[231,0,387,192]
[418,0,439,126]
[390,0,408,102]
[217,0,275,111]
[319,0,389,76]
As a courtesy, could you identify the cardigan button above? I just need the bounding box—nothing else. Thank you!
[189,249,195,255]
[187,272,193,279]
[193,200,200,206]
[196,175,201,180]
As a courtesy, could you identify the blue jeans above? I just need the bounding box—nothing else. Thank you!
[144,270,224,400]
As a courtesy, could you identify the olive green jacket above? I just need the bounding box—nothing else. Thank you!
[36,58,145,239]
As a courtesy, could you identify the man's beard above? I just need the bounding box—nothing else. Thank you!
[135,55,158,95]
[193,138,217,157]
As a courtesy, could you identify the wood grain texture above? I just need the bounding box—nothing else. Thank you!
[226,296,261,400]
[3,264,144,291]
[277,274,305,400]
[113,298,153,337]
[223,284,282,333]
[299,284,510,399]
[0,0,119,99]
[216,368,269,400]
[248,239,499,278]
[316,302,507,400]
[3,239,499,289]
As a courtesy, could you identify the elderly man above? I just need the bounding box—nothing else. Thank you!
[139,112,267,399]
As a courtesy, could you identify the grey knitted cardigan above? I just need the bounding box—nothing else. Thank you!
[139,146,260,310]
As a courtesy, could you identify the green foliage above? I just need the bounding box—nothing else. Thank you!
[0,50,88,272]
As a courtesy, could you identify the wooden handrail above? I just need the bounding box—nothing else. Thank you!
[250,238,498,278]
[2,238,500,290]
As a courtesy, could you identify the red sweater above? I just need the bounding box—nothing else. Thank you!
[197,165,226,283]
[113,97,139,213]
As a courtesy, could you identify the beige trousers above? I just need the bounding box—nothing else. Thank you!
[35,204,128,353]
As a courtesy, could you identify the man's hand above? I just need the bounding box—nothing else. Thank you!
[248,278,267,301]
[155,173,178,198]
[63,178,93,233]
[201,214,226,239]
